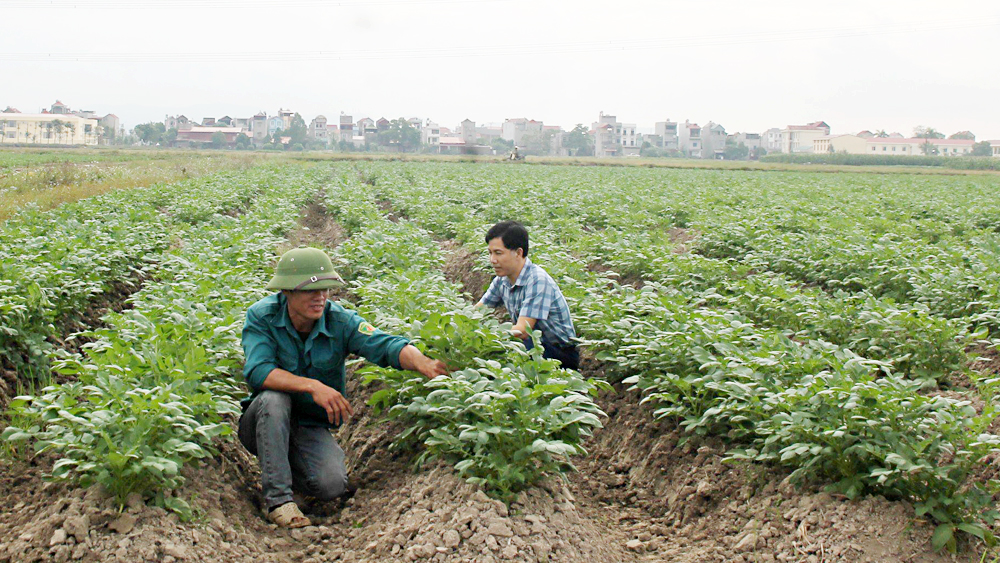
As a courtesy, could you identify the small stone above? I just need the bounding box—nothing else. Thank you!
[365,541,378,552]
[486,520,514,537]
[637,531,652,542]
[109,514,136,534]
[125,493,144,512]
[71,544,87,560]
[486,535,500,551]
[63,515,90,542]
[162,541,188,560]
[501,544,518,559]
[442,530,461,548]
[435,546,449,554]
[50,528,68,546]
[625,539,643,551]
[163,557,176,563]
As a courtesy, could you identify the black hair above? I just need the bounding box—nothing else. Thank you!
[485,221,529,257]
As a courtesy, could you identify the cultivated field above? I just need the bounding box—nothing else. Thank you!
[1,155,999,562]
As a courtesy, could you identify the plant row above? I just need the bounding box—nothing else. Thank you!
[347,161,1000,549]
[319,168,608,502]
[2,166,318,514]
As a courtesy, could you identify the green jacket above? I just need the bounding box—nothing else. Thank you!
[241,292,409,427]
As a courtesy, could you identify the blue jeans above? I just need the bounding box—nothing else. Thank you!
[237,390,348,511]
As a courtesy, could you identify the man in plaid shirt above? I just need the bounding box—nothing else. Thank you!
[477,221,580,370]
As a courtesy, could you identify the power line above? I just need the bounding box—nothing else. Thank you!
[0,16,996,62]
[1,0,499,7]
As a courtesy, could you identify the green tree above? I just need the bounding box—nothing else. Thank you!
[914,126,945,139]
[235,132,251,150]
[919,140,939,156]
[971,141,992,157]
[564,124,594,157]
[51,119,65,144]
[210,131,227,149]
[376,118,420,152]
[133,122,166,145]
[875,130,889,138]
[286,113,308,146]
[949,131,976,141]
[723,140,749,160]
[164,128,177,146]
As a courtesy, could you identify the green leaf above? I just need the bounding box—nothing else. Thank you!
[930,524,954,552]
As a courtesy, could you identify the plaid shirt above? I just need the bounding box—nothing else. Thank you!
[480,258,577,346]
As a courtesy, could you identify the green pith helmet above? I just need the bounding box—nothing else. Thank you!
[266,247,344,291]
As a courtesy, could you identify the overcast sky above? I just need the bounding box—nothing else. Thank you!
[2,0,999,139]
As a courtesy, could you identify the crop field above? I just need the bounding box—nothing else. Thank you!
[1,156,1000,562]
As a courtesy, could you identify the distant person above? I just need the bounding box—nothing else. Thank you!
[476,221,579,370]
[510,145,520,160]
[239,247,450,528]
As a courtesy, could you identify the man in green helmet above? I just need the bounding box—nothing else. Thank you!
[239,247,449,528]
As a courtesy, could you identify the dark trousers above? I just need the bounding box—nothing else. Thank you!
[525,339,580,370]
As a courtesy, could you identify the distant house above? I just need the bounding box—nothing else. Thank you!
[421,121,441,147]
[781,121,830,153]
[268,116,284,136]
[3,106,20,113]
[309,115,329,145]
[0,113,100,145]
[49,100,71,114]
[502,117,543,146]
[251,112,268,145]
[654,119,678,150]
[591,123,618,158]
[460,119,476,145]
[813,134,867,154]
[991,141,1000,158]
[701,122,727,159]
[762,128,782,153]
[174,126,245,148]
[678,120,702,158]
[376,117,390,132]
[813,134,977,156]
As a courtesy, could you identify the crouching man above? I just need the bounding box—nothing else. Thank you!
[239,247,449,528]
[477,221,580,370]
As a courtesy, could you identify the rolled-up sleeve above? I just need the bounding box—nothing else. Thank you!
[343,311,409,370]
[242,309,278,391]
[480,277,503,307]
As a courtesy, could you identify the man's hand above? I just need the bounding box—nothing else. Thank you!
[399,344,451,379]
[310,381,354,425]
[262,367,354,425]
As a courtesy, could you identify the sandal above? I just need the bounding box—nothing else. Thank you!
[268,502,311,528]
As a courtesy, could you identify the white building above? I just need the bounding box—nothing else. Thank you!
[991,141,1000,157]
[309,115,329,145]
[780,121,830,154]
[678,120,702,158]
[762,128,782,153]
[654,119,678,150]
[813,134,868,154]
[701,122,727,159]
[501,118,543,146]
[0,113,100,145]
[421,120,441,147]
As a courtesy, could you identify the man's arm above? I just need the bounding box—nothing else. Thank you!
[398,344,449,379]
[262,368,353,425]
[511,316,537,339]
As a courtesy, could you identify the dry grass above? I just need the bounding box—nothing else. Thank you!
[0,151,277,220]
